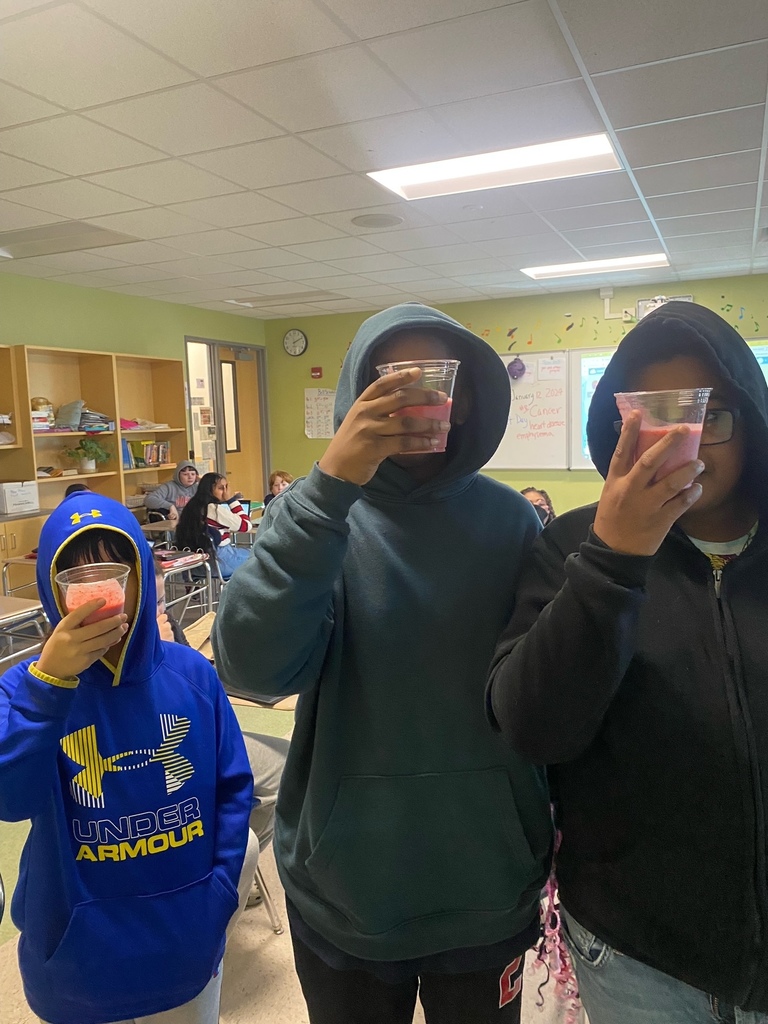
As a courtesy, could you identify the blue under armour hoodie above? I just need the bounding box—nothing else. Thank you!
[214,303,553,961]
[0,493,252,1024]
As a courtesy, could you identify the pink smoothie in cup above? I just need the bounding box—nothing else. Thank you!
[399,397,453,452]
[636,423,703,480]
[65,578,126,625]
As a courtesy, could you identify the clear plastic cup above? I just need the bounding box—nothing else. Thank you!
[375,359,460,453]
[615,388,712,479]
[55,563,130,625]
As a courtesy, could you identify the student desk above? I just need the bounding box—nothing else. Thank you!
[0,595,48,668]
[141,520,176,546]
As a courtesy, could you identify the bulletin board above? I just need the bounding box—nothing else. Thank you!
[485,352,568,470]
[568,348,613,470]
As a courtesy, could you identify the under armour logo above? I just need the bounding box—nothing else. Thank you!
[60,715,194,808]
[69,509,103,525]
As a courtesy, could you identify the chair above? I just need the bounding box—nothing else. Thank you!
[254,864,284,935]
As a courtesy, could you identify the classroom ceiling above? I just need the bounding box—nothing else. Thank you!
[0,0,767,318]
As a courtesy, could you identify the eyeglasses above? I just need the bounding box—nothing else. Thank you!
[613,407,741,446]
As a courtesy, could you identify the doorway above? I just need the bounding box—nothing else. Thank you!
[185,337,270,503]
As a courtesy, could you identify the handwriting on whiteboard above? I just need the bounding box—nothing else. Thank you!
[511,384,567,442]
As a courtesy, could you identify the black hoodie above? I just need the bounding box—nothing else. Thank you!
[487,302,768,1011]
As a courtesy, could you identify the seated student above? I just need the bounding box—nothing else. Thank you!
[488,301,768,1024]
[521,487,556,526]
[0,491,253,1024]
[144,462,199,522]
[63,483,90,498]
[263,469,293,508]
[176,473,253,580]
[154,559,289,863]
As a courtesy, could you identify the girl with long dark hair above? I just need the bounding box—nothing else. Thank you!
[176,472,253,579]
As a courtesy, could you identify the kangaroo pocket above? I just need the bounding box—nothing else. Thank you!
[40,872,237,1003]
[305,769,538,935]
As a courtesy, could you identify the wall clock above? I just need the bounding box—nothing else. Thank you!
[283,329,308,357]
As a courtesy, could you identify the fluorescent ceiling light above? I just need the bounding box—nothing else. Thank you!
[225,299,255,308]
[367,133,620,201]
[0,249,12,259]
[521,253,669,280]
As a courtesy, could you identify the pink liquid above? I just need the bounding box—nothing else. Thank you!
[398,398,453,453]
[65,579,125,625]
[636,423,703,479]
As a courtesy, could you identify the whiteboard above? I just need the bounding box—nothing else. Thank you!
[568,348,613,470]
[748,340,768,384]
[485,352,568,470]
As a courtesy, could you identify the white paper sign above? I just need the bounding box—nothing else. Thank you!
[304,388,336,439]
[537,355,566,381]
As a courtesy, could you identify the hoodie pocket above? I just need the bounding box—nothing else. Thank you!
[305,769,538,935]
[42,871,237,1000]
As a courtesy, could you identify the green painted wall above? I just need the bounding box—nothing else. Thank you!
[0,273,264,357]
[263,274,768,513]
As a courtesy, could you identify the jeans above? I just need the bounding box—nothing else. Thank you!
[561,907,768,1024]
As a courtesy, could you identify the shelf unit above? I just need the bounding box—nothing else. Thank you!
[9,346,190,510]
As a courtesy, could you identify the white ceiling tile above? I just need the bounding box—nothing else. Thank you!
[234,218,346,246]
[302,110,468,173]
[143,255,244,276]
[265,262,348,281]
[333,283,409,299]
[83,207,215,239]
[647,184,758,219]
[165,192,301,228]
[557,0,768,73]
[0,116,165,175]
[299,274,372,290]
[0,258,61,277]
[285,237,385,261]
[327,254,416,273]
[0,81,63,130]
[48,271,124,287]
[260,175,400,215]
[436,80,602,152]
[406,242,507,265]
[81,0,352,76]
[257,303,333,315]
[449,269,519,287]
[515,172,638,211]
[309,298,377,312]
[619,108,766,169]
[223,248,313,270]
[0,0,57,16]
[562,221,658,247]
[248,281,333,297]
[91,281,178,297]
[85,161,241,204]
[673,244,755,265]
[666,229,754,253]
[83,240,181,264]
[321,0,516,37]
[188,138,347,190]
[659,209,757,236]
[422,258,508,276]
[33,250,128,273]
[359,225,464,251]
[363,267,444,284]
[446,214,550,243]
[318,204,435,234]
[576,240,672,259]
[87,84,281,156]
[545,200,651,231]
[0,196,66,229]
[415,286,483,300]
[127,276,206,294]
[368,3,578,105]
[82,264,180,284]
[155,230,267,257]
[0,151,63,188]
[635,152,761,196]
[0,4,193,108]
[5,178,149,217]
[219,47,418,133]
[480,233,579,257]
[594,44,768,129]
[409,190,531,223]
[201,270,284,287]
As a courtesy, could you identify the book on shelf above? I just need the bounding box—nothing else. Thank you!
[121,438,135,469]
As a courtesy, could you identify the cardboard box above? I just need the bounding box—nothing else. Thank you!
[0,481,40,515]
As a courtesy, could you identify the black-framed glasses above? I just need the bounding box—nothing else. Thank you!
[613,407,741,446]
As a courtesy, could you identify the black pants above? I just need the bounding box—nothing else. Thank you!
[291,930,524,1024]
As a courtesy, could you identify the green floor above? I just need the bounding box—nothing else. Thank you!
[0,705,293,947]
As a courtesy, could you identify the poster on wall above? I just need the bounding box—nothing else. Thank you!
[568,349,613,470]
[305,388,336,439]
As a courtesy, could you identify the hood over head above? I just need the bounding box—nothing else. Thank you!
[37,492,162,686]
[334,303,510,499]
[174,460,199,491]
[587,302,768,502]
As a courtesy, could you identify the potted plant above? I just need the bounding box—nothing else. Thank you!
[62,437,111,474]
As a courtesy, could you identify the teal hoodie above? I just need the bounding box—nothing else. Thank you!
[214,303,552,960]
